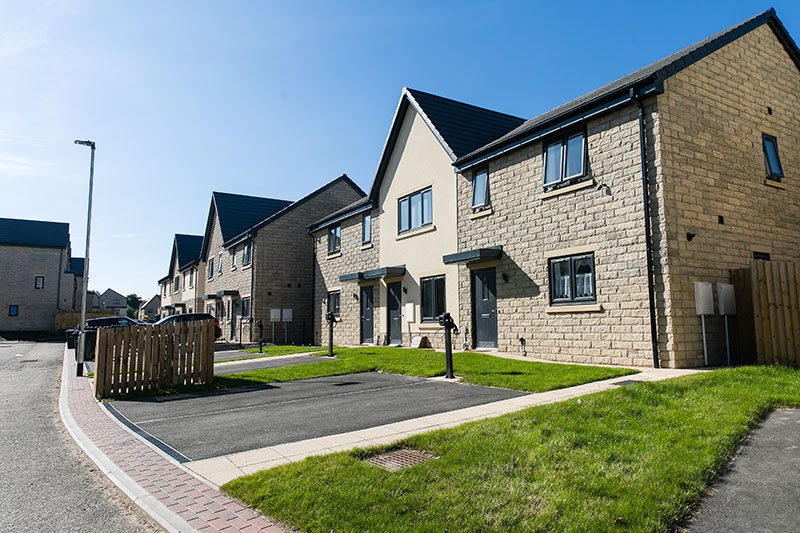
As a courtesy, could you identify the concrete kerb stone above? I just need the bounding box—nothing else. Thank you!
[58,347,195,533]
[58,345,284,533]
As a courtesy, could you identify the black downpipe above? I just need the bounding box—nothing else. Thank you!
[633,92,660,369]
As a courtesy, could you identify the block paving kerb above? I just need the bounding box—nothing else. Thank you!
[59,345,284,532]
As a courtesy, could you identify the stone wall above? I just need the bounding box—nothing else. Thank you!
[312,208,379,345]
[456,105,656,366]
[657,24,800,367]
[253,181,364,345]
[204,211,254,341]
[0,245,69,332]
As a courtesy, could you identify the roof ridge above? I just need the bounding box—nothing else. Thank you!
[455,8,785,168]
[405,87,525,121]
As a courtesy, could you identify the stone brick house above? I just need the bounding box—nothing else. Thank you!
[159,234,204,316]
[139,294,161,321]
[200,175,364,343]
[309,89,523,348]
[0,217,82,334]
[312,9,800,369]
[98,288,127,316]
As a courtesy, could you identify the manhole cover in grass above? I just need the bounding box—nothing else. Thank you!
[366,448,439,472]
[614,379,643,387]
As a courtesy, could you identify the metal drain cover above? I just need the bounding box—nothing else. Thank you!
[366,448,439,472]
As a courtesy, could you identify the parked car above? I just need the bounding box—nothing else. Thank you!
[155,313,222,339]
[66,316,142,360]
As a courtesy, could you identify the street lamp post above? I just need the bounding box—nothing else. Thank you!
[74,140,95,377]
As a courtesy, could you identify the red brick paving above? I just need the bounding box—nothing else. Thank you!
[62,349,284,532]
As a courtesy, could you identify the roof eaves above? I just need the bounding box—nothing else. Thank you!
[455,9,783,170]
[224,175,366,247]
[308,199,374,233]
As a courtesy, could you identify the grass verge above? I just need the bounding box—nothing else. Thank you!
[216,347,637,393]
[239,345,323,356]
[223,366,800,532]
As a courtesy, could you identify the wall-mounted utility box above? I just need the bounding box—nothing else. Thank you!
[716,283,736,315]
[694,281,714,315]
[405,302,415,322]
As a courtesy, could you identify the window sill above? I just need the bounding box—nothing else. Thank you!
[418,323,442,330]
[470,208,493,220]
[327,252,342,260]
[396,224,436,241]
[546,303,602,314]
[541,179,594,200]
[765,179,786,190]
[242,263,252,270]
[361,242,373,250]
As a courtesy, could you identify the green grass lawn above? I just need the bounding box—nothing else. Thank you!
[215,346,637,393]
[241,345,323,355]
[223,366,800,533]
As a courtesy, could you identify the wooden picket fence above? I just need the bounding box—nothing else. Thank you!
[93,320,215,399]
[731,260,800,368]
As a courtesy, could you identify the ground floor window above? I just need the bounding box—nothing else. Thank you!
[241,297,251,319]
[421,275,446,322]
[327,291,341,318]
[549,253,596,304]
[8,305,19,317]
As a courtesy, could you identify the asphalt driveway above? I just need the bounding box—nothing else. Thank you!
[109,371,526,461]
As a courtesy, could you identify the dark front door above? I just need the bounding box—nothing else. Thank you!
[472,268,498,349]
[360,285,374,344]
[231,301,238,340]
[387,281,402,345]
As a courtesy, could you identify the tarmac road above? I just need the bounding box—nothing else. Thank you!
[111,371,527,460]
[0,341,159,532]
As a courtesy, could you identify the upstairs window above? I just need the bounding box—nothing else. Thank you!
[189,269,194,288]
[207,258,214,279]
[173,276,179,293]
[544,130,586,187]
[34,276,44,290]
[242,242,252,266]
[327,290,341,317]
[231,247,237,269]
[398,187,432,233]
[762,134,784,182]
[421,275,446,322]
[472,167,489,209]
[217,253,223,273]
[362,213,372,244]
[9,305,19,317]
[328,225,341,254]
[549,253,596,305]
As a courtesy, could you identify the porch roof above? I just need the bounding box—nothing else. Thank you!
[442,246,503,265]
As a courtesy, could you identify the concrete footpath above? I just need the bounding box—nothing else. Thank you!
[60,346,700,532]
[687,409,800,532]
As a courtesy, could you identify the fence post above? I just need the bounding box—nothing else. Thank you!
[93,328,108,399]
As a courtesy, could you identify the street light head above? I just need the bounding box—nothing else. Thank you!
[74,139,95,148]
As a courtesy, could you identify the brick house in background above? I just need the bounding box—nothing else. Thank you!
[311,9,800,369]
[98,288,127,316]
[201,175,364,343]
[139,294,161,321]
[0,217,82,334]
[310,88,523,348]
[159,234,204,316]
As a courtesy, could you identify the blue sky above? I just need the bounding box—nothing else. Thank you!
[2,1,798,299]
